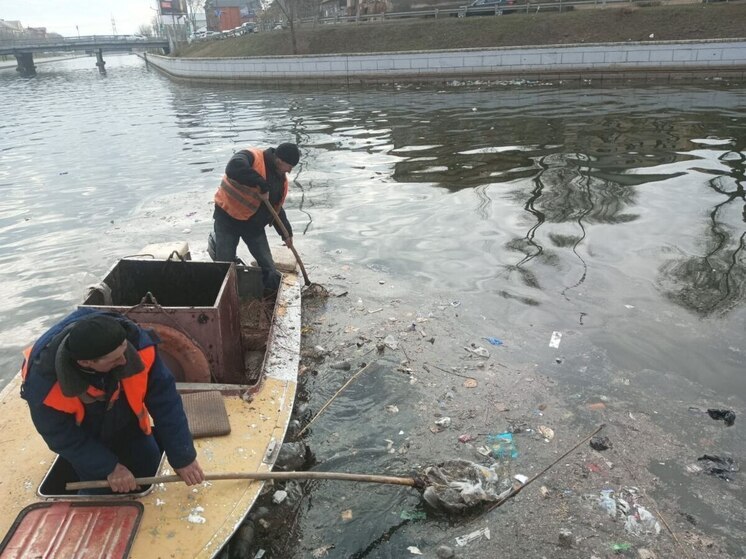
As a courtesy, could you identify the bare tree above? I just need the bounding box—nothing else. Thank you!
[274,0,298,54]
[186,0,206,32]
[138,23,153,37]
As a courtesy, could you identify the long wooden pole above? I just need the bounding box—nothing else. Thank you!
[262,198,311,286]
[67,470,419,491]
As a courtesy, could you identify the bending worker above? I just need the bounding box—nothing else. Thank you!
[21,310,204,493]
[210,142,301,293]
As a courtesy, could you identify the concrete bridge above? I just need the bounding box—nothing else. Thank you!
[0,35,170,77]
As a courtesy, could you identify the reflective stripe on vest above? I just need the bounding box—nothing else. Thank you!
[214,147,288,221]
[38,345,156,434]
[20,346,32,381]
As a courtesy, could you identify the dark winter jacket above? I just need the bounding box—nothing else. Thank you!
[213,147,294,238]
[21,308,196,480]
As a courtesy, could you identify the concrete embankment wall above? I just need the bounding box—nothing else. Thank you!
[145,39,746,84]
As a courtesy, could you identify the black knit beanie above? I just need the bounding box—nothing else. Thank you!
[275,143,300,166]
[66,315,127,360]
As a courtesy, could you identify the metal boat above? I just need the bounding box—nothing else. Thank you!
[0,243,301,558]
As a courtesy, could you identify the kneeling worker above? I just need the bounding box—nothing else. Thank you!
[21,310,204,493]
[211,142,301,294]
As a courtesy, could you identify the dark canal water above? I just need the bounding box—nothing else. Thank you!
[1,55,744,557]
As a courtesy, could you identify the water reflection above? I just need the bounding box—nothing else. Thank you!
[3,58,746,556]
[661,148,746,315]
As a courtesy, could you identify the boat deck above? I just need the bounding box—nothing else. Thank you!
[0,265,302,558]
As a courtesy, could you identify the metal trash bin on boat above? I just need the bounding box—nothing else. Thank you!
[81,259,246,384]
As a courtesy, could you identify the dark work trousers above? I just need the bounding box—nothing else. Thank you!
[213,219,282,292]
[74,425,162,495]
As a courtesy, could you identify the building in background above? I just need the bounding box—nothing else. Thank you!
[205,0,262,32]
[157,0,190,40]
[0,20,24,40]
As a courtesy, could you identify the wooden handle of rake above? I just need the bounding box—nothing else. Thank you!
[261,197,311,286]
[67,470,420,491]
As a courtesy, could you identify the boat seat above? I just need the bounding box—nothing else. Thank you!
[180,391,231,438]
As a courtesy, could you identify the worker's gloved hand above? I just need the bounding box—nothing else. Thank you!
[259,191,270,202]
[284,236,294,250]
[107,463,138,493]
[176,459,205,486]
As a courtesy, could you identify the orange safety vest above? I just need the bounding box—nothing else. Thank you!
[214,147,288,221]
[21,345,156,435]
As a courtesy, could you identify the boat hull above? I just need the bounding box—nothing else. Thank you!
[0,267,302,558]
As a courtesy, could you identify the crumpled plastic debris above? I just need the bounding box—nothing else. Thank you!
[464,345,489,358]
[486,432,519,459]
[420,460,510,513]
[483,337,503,346]
[455,527,490,547]
[707,409,736,426]
[697,454,739,481]
[598,488,661,537]
[384,335,398,350]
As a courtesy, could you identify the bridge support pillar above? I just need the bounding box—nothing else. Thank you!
[15,52,36,77]
[95,49,106,74]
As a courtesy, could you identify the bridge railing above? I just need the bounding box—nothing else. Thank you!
[0,35,166,48]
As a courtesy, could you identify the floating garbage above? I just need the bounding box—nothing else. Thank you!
[486,432,519,459]
[455,527,490,547]
[549,331,562,348]
[463,378,478,388]
[483,337,503,346]
[434,417,452,428]
[598,488,661,537]
[384,335,399,350]
[400,510,427,521]
[421,460,508,513]
[697,455,739,481]
[707,409,736,426]
[590,435,613,451]
[464,345,489,358]
[458,434,475,443]
[538,426,555,441]
[407,546,422,555]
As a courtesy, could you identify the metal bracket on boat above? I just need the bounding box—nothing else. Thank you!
[166,250,187,263]
[139,291,159,306]
[263,438,280,464]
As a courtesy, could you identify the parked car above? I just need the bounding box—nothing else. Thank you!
[239,22,256,35]
[464,0,516,16]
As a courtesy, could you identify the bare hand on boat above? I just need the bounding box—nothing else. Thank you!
[107,463,138,493]
[176,459,205,486]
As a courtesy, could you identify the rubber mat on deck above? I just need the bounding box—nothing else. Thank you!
[180,391,231,438]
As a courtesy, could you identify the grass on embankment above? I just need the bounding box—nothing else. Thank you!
[174,2,746,58]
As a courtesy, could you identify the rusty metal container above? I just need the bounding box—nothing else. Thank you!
[80,259,245,384]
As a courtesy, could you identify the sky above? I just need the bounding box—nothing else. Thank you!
[0,0,158,36]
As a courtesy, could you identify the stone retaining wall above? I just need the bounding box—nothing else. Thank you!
[144,39,746,84]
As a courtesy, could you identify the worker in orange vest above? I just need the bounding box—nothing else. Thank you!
[21,311,204,493]
[210,143,301,294]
